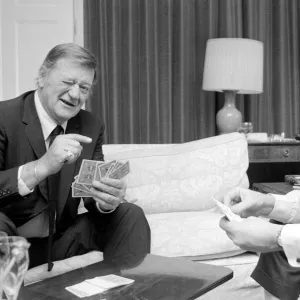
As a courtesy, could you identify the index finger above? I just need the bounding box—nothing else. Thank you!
[64,134,92,144]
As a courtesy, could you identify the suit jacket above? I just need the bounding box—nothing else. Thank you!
[0,90,105,232]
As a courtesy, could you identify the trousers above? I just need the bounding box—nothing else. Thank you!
[0,203,151,269]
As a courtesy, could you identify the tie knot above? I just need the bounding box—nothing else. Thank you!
[51,125,64,137]
[49,125,63,147]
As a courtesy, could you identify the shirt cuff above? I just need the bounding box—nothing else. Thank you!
[267,191,300,223]
[96,202,116,214]
[281,224,300,267]
[18,166,34,196]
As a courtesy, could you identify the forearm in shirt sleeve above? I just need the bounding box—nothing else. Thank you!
[281,224,300,267]
[18,166,34,196]
[268,190,300,224]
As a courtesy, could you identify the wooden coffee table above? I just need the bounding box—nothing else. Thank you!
[19,254,233,299]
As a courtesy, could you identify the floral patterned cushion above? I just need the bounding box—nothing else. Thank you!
[147,210,245,258]
[104,133,249,215]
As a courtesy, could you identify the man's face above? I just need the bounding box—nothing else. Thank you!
[38,58,95,124]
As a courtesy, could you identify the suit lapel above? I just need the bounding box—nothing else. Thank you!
[23,92,47,159]
[22,92,48,200]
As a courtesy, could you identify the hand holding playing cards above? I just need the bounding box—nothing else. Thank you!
[72,159,131,211]
[39,134,92,176]
[90,178,126,211]
[223,187,276,218]
[219,216,282,253]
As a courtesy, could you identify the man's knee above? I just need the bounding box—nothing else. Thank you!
[117,203,148,223]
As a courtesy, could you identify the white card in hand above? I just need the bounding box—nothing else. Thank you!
[85,274,134,289]
[212,197,242,222]
[65,281,107,298]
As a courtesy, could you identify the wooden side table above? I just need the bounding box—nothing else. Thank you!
[247,141,300,186]
[248,141,300,163]
[252,182,294,195]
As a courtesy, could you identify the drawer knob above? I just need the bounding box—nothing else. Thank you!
[283,149,290,157]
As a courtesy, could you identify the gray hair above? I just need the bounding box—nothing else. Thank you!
[37,43,98,85]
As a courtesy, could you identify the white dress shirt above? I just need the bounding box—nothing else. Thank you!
[268,190,300,267]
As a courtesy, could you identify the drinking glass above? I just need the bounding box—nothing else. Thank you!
[0,236,30,300]
[238,122,253,136]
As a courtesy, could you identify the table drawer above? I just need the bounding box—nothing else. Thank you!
[248,144,300,163]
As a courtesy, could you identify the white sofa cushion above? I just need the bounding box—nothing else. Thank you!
[104,133,249,214]
[147,210,245,259]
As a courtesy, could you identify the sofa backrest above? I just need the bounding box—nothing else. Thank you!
[103,133,249,215]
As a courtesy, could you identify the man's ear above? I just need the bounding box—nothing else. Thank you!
[37,76,44,88]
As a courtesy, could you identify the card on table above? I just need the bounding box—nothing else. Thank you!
[65,274,134,298]
[65,281,106,298]
[85,274,134,289]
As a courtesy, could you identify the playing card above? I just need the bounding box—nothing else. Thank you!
[72,182,92,193]
[105,162,117,178]
[93,161,105,182]
[109,161,130,179]
[65,281,106,298]
[109,161,124,175]
[85,274,134,289]
[212,197,242,222]
[99,160,116,178]
[77,159,98,185]
[72,188,92,198]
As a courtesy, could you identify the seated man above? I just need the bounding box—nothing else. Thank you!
[219,187,300,300]
[0,43,151,271]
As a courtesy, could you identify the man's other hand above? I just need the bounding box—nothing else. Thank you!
[40,134,92,176]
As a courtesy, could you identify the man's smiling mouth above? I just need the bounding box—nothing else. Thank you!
[60,99,75,107]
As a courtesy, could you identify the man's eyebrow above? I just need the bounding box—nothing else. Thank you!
[63,78,92,86]
[80,80,92,86]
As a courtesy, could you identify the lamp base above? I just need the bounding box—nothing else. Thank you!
[216,91,242,134]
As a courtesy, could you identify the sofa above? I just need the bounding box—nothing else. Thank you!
[24,132,264,299]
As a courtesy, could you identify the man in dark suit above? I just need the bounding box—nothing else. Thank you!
[0,43,151,270]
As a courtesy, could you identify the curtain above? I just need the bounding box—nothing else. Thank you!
[84,0,300,144]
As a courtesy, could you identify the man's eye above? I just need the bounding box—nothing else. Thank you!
[62,81,73,86]
[80,86,90,94]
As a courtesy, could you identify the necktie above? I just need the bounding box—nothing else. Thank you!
[47,125,63,271]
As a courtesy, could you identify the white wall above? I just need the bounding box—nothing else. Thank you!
[0,0,83,101]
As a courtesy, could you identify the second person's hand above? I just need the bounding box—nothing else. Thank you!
[223,187,276,218]
[219,216,283,253]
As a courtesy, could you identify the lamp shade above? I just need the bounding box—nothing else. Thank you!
[202,38,263,94]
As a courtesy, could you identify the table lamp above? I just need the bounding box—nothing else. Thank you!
[202,38,263,134]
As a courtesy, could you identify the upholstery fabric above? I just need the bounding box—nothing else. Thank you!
[147,211,245,258]
[104,133,249,214]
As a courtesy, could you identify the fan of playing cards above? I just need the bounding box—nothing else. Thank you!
[72,159,130,198]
